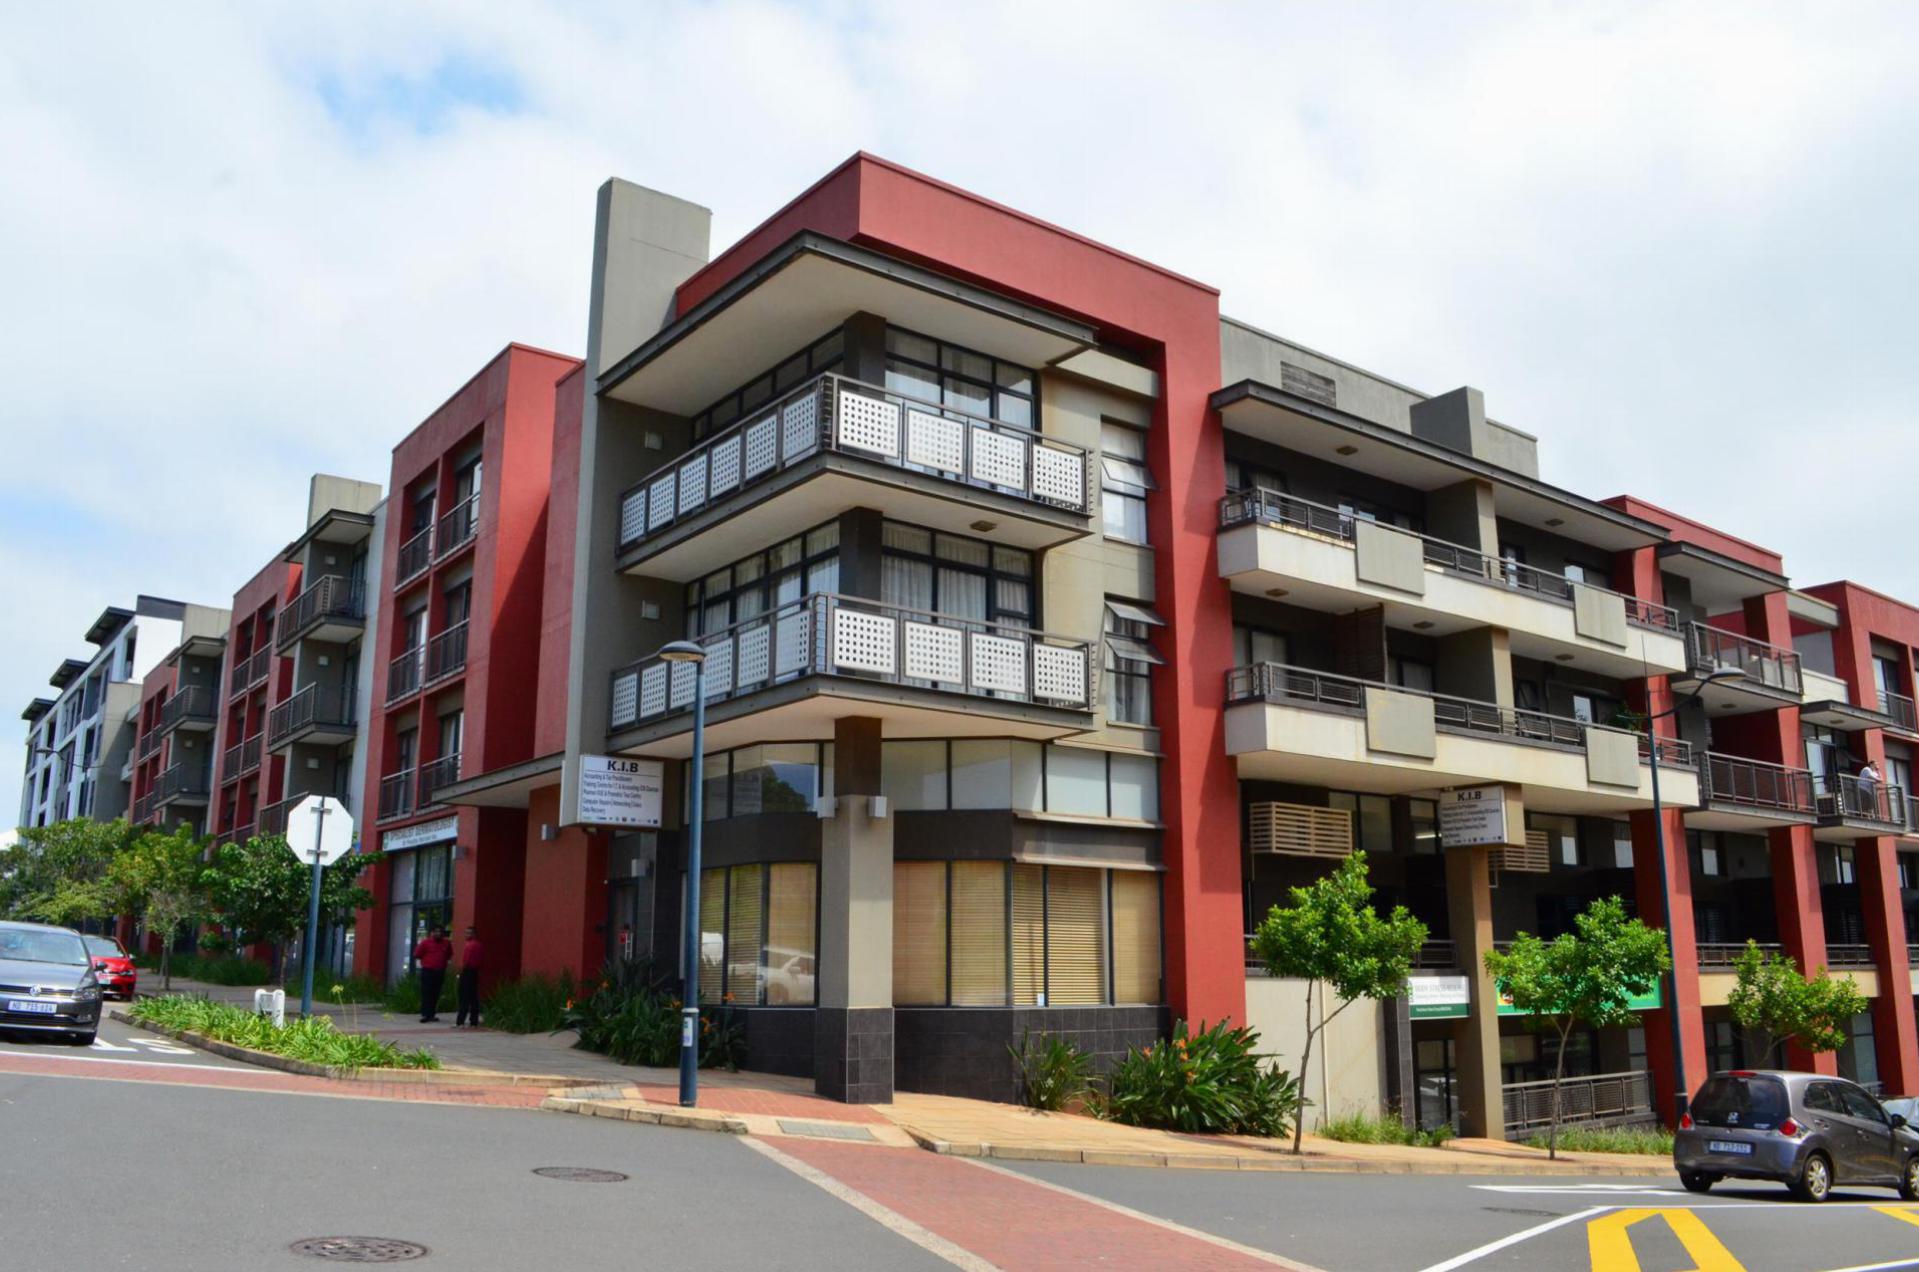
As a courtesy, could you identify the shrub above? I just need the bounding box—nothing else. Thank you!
[1528,1125,1673,1155]
[562,960,743,1070]
[1318,1110,1454,1148]
[483,972,575,1035]
[1105,1019,1303,1137]
[130,995,439,1071]
[1009,1031,1093,1112]
[382,970,456,1017]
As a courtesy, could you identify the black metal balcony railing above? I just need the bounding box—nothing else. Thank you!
[1685,621,1802,696]
[378,768,416,822]
[159,685,217,733]
[257,794,297,839]
[221,733,263,782]
[278,574,366,650]
[1883,689,1917,735]
[608,592,1095,733]
[1826,943,1876,969]
[386,648,423,705]
[394,524,433,589]
[267,683,357,749]
[1224,662,1694,768]
[435,494,479,560]
[1217,489,1680,632]
[1816,773,1907,827]
[1696,941,1782,969]
[1504,1070,1653,1135]
[1698,753,1815,816]
[616,372,1092,553]
[157,763,209,804]
[228,647,273,697]
[1412,940,1459,969]
[132,791,158,824]
[138,727,163,760]
[424,621,469,686]
[1908,943,1919,967]
[418,753,462,808]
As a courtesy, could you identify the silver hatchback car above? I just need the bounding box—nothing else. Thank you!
[1675,1070,1919,1202]
[0,921,102,1045]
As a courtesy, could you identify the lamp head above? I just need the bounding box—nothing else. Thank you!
[657,640,707,665]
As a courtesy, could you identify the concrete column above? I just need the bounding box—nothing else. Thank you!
[1437,627,1514,709]
[816,716,894,1103]
[1445,844,1504,1140]
[1425,478,1498,555]
[842,312,888,385]
[1857,838,1919,1093]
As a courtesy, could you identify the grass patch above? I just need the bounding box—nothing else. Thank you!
[130,995,440,1071]
[1527,1125,1673,1155]
[1318,1110,1455,1148]
[482,972,574,1034]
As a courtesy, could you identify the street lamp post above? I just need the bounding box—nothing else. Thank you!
[659,640,708,1109]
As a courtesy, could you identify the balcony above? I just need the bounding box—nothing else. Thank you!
[1697,942,1780,970]
[158,685,218,734]
[221,733,263,782]
[1215,490,1686,680]
[385,648,423,706]
[394,525,433,590]
[423,621,469,687]
[137,727,163,761]
[277,574,366,651]
[156,763,210,807]
[377,769,417,822]
[132,791,158,824]
[614,373,1093,582]
[1884,689,1918,737]
[1223,662,1699,816]
[228,647,273,697]
[1814,774,1909,841]
[418,753,462,808]
[1827,943,1877,970]
[257,794,297,838]
[435,494,479,561]
[607,592,1096,758]
[1687,753,1815,832]
[267,684,358,751]
[1674,622,1803,716]
[227,821,256,845]
[1798,668,1901,734]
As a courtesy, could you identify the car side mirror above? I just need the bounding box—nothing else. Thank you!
[1893,1114,1908,1130]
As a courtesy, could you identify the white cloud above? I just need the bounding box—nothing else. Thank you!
[3,1,1918,820]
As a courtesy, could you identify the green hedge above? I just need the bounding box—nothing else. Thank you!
[130,995,439,1071]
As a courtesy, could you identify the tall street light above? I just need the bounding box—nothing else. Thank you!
[658,640,708,1108]
[1644,663,1743,1124]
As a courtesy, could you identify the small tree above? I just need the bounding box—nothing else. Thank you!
[203,835,374,979]
[108,826,209,990]
[1484,896,1670,1159]
[1250,851,1428,1153]
[0,817,139,925]
[1727,940,1868,1066]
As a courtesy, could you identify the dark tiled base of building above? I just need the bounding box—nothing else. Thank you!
[895,1005,1167,1102]
[815,1007,895,1104]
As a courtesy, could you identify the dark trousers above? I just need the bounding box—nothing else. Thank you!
[418,967,446,1020]
[456,969,481,1026]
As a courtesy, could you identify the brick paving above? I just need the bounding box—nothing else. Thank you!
[631,1083,892,1124]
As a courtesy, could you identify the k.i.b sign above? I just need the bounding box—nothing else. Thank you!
[577,755,664,829]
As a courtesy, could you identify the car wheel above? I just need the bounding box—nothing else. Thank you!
[1902,1156,1919,1201]
[1792,1152,1833,1203]
[1680,1170,1717,1194]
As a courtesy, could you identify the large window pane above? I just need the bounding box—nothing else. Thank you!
[883,741,947,811]
[1045,867,1108,1005]
[726,865,764,1004]
[893,862,948,1006]
[765,863,817,1006]
[702,752,728,821]
[951,740,1011,809]
[1011,864,1045,1006]
[1111,871,1161,1004]
[734,744,819,814]
[950,862,1007,1005]
[1045,745,1106,816]
[1109,753,1158,821]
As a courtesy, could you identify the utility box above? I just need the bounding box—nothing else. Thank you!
[254,987,286,1028]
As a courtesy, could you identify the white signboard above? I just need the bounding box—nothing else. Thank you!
[578,755,664,829]
[1408,975,1471,1020]
[382,815,460,852]
[285,794,354,866]
[1439,785,1509,847]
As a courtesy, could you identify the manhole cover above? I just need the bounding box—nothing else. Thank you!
[289,1237,428,1263]
[1481,1207,1559,1218]
[532,1166,629,1183]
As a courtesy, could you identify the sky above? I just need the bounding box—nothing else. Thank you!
[4,2,1917,824]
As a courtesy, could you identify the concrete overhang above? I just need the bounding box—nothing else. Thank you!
[1684,803,1815,833]
[435,752,563,810]
[1211,381,1667,553]
[1657,541,1790,611]
[22,697,53,723]
[282,509,377,561]
[173,634,226,663]
[49,659,89,690]
[1786,590,1841,630]
[1799,700,1895,733]
[597,232,1097,415]
[85,606,134,646]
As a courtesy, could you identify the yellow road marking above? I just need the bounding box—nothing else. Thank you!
[1587,1208,1745,1272]
[1877,1206,1919,1230]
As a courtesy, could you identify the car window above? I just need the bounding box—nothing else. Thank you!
[1803,1083,1842,1115]
[1841,1087,1889,1125]
[1692,1075,1790,1129]
[84,936,123,957]
[0,928,89,966]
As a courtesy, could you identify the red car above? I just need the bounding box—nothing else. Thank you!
[83,936,138,1000]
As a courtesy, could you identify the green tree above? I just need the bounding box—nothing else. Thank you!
[1483,896,1671,1159]
[0,817,139,925]
[1726,940,1868,1065]
[1250,851,1428,1153]
[203,835,374,979]
[107,826,209,990]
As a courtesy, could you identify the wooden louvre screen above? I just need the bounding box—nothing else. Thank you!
[950,861,1007,1006]
[1248,801,1355,859]
[1011,863,1046,1005]
[698,868,726,1005]
[725,864,764,1004]
[766,863,817,1005]
[1044,867,1108,1006]
[1494,830,1553,874]
[892,862,948,1006]
[1111,871,1162,1005]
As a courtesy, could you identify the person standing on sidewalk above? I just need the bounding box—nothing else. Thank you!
[456,926,484,1028]
[413,926,453,1023]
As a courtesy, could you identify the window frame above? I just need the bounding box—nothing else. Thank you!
[882,325,1036,430]
[690,328,846,442]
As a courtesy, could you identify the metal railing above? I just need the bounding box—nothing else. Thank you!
[1412,940,1459,969]
[1908,943,1918,967]
[394,524,433,589]
[227,821,256,844]
[386,648,423,705]
[609,592,1095,732]
[159,685,217,732]
[1503,1070,1654,1135]
[1698,753,1815,816]
[377,768,416,822]
[435,494,479,560]
[157,763,209,804]
[138,726,163,760]
[221,733,263,782]
[267,684,357,749]
[228,647,273,696]
[1217,489,1678,632]
[1883,689,1917,735]
[1224,662,1692,768]
[279,574,365,649]
[132,791,158,824]
[1685,622,1802,696]
[418,753,462,808]
[1815,773,1907,827]
[1827,944,1876,969]
[424,621,469,685]
[257,794,298,838]
[1696,942,1781,969]
[615,372,1091,552]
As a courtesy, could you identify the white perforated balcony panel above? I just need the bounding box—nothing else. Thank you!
[904,410,965,474]
[831,608,898,675]
[834,390,901,458]
[902,621,965,686]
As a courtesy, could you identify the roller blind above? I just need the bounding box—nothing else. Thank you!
[1044,867,1107,1005]
[698,868,726,1005]
[1011,863,1045,1005]
[950,861,1007,1006]
[893,862,948,1006]
[726,864,764,1005]
[766,863,817,1006]
[1111,871,1162,1004]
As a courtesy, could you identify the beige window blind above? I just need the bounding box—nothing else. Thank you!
[1011,863,1046,1005]
[1494,830,1552,874]
[893,861,948,1005]
[766,863,817,1005]
[725,863,764,1004]
[950,861,1007,1005]
[698,867,726,1004]
[1248,801,1354,859]
[1045,866,1108,1005]
[1110,871,1161,1004]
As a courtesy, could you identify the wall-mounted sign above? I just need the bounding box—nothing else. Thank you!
[1439,785,1509,848]
[1498,983,1662,1016]
[1408,975,1471,1020]
[382,815,459,853]
[578,755,664,829]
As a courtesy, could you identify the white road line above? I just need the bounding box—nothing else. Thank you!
[737,1137,997,1271]
[961,1155,1327,1271]
[1818,1260,1919,1272]
[0,1052,253,1074]
[1414,1205,1610,1272]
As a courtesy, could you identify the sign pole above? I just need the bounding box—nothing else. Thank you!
[299,802,328,1019]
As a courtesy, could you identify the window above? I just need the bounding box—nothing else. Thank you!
[878,741,1153,819]
[437,710,463,760]
[950,861,1007,1005]
[689,743,833,820]
[1838,1011,1879,1090]
[1874,655,1905,702]
[1104,606,1160,726]
[1233,625,1288,669]
[1224,459,1284,494]
[685,522,840,638]
[951,739,1042,811]
[1100,423,1153,542]
[1389,657,1435,693]
[1821,845,1857,886]
[883,327,1034,428]
[384,844,452,987]
[696,863,818,1006]
[393,727,416,775]
[1045,746,1108,817]
[893,862,948,1005]
[691,329,844,441]
[1410,799,1440,854]
[453,455,482,504]
[1531,813,1579,867]
[1330,792,1393,854]
[443,580,472,627]
[880,524,1032,628]
[1340,497,1421,533]
[882,740,947,811]
[1611,822,1635,869]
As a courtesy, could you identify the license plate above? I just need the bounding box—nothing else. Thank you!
[6,1000,58,1015]
[1708,1140,1753,1155]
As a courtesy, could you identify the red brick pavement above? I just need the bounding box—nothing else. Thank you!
[630,1084,892,1124]
[0,1051,549,1108]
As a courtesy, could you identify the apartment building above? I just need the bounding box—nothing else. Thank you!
[128,606,232,835]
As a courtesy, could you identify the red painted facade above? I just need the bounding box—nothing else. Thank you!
[212,559,298,843]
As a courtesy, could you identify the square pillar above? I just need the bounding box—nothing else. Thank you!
[1445,844,1504,1140]
[1857,838,1919,1092]
[1769,824,1837,1074]
[1632,803,1710,1118]
[816,717,894,1104]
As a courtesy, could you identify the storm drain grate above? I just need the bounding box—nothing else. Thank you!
[532,1166,629,1183]
[289,1237,429,1263]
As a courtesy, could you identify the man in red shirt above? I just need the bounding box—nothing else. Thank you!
[413,926,453,1023]
[456,926,484,1028]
